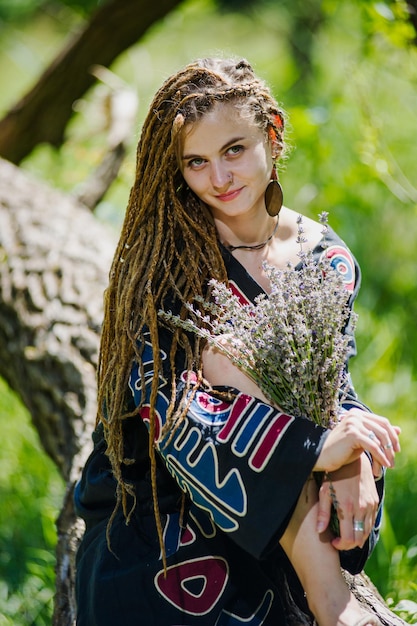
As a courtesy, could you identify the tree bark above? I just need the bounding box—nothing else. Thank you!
[0,158,115,480]
[0,0,182,164]
[0,156,115,624]
[343,571,406,625]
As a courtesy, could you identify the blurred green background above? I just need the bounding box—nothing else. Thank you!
[0,0,416,623]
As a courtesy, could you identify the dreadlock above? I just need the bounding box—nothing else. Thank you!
[96,57,286,562]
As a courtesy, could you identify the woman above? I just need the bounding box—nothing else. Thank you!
[75,57,400,626]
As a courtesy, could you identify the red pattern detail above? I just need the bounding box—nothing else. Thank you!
[155,556,228,616]
[180,525,196,547]
[139,405,161,441]
[229,281,251,306]
[250,413,293,470]
[217,394,253,442]
[196,391,231,413]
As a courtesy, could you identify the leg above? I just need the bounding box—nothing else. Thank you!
[279,476,376,626]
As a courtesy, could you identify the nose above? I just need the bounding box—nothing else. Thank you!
[210,161,232,190]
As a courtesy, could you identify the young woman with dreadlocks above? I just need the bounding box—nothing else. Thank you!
[75,57,400,626]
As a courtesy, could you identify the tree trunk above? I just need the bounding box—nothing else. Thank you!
[0,156,115,624]
[342,571,406,625]
[0,158,115,479]
[0,0,182,164]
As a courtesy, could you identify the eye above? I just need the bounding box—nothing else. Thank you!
[186,157,206,170]
[226,145,244,157]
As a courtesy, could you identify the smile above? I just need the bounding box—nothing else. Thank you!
[216,188,243,202]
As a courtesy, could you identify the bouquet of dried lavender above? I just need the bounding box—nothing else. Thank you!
[160,214,356,429]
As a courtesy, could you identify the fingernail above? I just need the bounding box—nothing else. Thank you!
[317,521,325,533]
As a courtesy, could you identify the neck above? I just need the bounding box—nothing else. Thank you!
[222,216,279,252]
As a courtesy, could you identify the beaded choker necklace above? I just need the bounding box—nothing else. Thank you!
[225,218,279,252]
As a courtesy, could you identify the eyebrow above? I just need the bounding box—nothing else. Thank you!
[182,136,246,161]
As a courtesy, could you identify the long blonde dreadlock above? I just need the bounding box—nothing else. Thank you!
[96,57,286,561]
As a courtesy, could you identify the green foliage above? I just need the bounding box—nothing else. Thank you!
[0,0,41,21]
[0,378,64,625]
[0,0,416,621]
[0,0,100,21]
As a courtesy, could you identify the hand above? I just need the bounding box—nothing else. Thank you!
[316,455,379,550]
[314,407,401,474]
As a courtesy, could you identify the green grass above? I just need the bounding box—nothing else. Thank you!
[0,378,64,625]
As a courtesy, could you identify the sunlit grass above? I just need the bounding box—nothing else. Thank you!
[0,378,64,625]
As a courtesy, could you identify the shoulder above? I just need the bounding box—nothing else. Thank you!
[280,207,360,295]
[279,207,323,248]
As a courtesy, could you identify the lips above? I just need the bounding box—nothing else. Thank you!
[216,187,243,202]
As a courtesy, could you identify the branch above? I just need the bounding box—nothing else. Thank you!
[73,66,139,210]
[0,0,182,163]
[405,1,417,41]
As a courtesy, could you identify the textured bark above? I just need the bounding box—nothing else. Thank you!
[0,0,182,164]
[0,157,115,624]
[0,158,115,480]
[343,571,406,625]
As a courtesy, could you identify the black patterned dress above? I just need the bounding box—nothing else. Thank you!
[75,228,384,625]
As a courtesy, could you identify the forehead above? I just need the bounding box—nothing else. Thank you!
[181,102,262,153]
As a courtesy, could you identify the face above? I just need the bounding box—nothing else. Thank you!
[180,103,274,222]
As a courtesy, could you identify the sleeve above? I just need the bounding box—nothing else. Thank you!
[129,330,329,560]
[74,423,116,528]
[317,230,385,574]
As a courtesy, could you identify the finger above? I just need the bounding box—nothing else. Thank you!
[333,513,372,551]
[371,459,383,480]
[342,408,401,450]
[367,509,377,537]
[359,430,392,468]
[353,518,368,548]
[353,409,401,453]
[335,412,394,469]
[316,479,332,533]
[332,511,356,551]
[364,427,397,468]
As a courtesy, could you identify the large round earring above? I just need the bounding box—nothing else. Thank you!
[265,166,283,217]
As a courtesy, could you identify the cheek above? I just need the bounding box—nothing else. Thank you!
[253,144,272,174]
[181,168,192,188]
[182,170,204,195]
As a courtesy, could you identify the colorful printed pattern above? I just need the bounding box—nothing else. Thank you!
[124,234,359,621]
[129,335,295,537]
[321,244,356,293]
[154,511,276,622]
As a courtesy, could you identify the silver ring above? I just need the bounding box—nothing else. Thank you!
[384,442,393,450]
[368,431,377,441]
[353,519,365,533]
